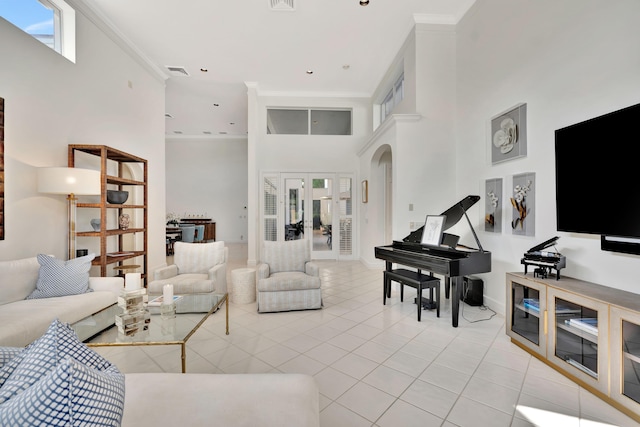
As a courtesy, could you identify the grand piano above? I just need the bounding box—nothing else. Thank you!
[374,195,491,327]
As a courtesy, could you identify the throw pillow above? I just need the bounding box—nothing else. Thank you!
[0,357,125,426]
[26,253,95,299]
[0,319,115,403]
[0,348,22,370]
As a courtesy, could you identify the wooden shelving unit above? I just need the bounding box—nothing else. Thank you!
[69,145,147,283]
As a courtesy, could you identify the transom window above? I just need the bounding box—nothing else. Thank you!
[267,108,352,135]
[0,0,76,62]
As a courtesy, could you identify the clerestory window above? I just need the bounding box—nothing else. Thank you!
[0,0,76,62]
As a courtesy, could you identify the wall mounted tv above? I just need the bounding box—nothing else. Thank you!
[555,101,640,255]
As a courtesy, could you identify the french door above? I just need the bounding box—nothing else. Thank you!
[262,172,354,260]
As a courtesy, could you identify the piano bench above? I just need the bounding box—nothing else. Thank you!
[383,268,440,321]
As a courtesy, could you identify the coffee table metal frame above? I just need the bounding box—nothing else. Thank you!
[87,293,229,373]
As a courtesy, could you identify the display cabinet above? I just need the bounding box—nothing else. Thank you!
[610,307,640,416]
[69,145,147,283]
[506,272,640,422]
[506,277,547,357]
[547,288,609,395]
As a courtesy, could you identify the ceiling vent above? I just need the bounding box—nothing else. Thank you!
[270,0,294,11]
[165,66,190,77]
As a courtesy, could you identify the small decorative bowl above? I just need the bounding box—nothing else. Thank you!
[107,190,129,204]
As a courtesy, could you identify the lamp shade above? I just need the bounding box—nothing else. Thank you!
[37,167,101,195]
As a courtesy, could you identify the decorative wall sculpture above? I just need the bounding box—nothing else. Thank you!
[491,103,527,165]
[485,178,502,233]
[511,172,535,236]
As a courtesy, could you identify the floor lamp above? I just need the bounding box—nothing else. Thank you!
[37,167,101,260]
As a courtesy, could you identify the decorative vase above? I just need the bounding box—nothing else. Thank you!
[90,218,101,231]
[119,214,130,230]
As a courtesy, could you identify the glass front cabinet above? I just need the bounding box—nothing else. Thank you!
[506,277,547,357]
[610,307,640,416]
[506,272,640,423]
[547,288,609,395]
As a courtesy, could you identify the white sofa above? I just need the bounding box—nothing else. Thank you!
[0,256,123,347]
[122,373,320,426]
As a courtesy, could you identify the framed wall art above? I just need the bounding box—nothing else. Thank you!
[0,96,4,240]
[491,103,527,165]
[484,178,502,233]
[511,172,535,236]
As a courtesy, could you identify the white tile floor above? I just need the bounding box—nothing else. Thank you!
[96,244,639,427]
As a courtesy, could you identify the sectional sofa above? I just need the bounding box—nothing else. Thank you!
[0,255,122,347]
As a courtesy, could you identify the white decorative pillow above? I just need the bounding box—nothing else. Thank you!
[0,357,125,426]
[26,253,95,299]
[0,319,115,402]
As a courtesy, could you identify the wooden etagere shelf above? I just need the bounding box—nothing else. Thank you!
[69,145,148,283]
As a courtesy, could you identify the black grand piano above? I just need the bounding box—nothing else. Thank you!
[374,195,491,327]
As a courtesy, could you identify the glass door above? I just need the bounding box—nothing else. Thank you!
[309,175,334,259]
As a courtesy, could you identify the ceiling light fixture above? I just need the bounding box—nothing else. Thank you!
[213,103,220,107]
[360,0,369,5]
[200,68,208,72]
[306,70,313,74]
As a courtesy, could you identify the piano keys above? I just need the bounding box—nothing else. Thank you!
[374,195,492,327]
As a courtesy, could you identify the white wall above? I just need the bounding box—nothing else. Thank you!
[0,12,166,274]
[455,0,640,313]
[359,23,458,267]
[165,138,248,243]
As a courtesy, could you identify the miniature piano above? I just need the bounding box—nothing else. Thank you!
[521,236,566,279]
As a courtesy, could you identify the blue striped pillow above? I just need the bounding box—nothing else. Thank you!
[27,253,95,299]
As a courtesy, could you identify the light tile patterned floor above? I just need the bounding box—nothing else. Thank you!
[95,244,640,427]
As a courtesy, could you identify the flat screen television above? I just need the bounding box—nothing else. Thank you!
[555,101,640,255]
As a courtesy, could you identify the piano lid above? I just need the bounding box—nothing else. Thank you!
[403,195,482,246]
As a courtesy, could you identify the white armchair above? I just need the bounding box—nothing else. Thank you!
[256,239,322,313]
[149,241,227,312]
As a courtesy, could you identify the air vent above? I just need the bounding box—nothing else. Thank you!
[165,113,174,119]
[270,0,294,10]
[165,66,190,77]
[173,130,183,134]
[203,131,212,135]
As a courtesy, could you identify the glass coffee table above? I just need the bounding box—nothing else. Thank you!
[86,293,228,373]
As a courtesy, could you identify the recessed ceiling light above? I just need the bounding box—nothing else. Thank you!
[213,103,220,107]
[200,68,208,72]
[203,131,212,134]
[219,131,227,134]
[230,122,235,125]
[359,0,369,5]
[165,113,174,118]
[306,70,313,75]
[342,64,350,70]
[173,130,183,134]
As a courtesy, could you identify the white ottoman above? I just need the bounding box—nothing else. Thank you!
[231,267,256,304]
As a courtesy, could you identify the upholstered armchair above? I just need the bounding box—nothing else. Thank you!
[256,239,322,313]
[148,241,227,312]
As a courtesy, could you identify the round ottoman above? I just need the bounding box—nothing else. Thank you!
[231,267,256,304]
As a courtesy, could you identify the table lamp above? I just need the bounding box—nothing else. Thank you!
[37,167,101,260]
